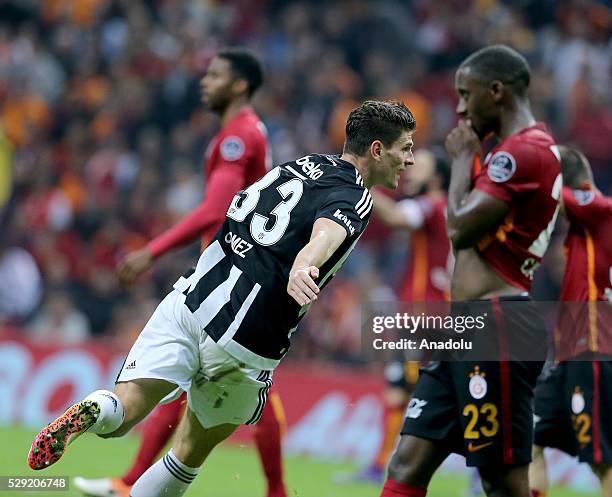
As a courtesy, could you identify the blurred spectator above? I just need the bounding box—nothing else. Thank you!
[0,245,42,324]
[29,289,90,343]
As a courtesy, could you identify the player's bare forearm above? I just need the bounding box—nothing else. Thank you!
[445,120,508,249]
[287,218,347,306]
[446,152,475,245]
[372,190,412,229]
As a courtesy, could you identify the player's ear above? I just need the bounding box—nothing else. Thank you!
[490,80,504,103]
[370,140,383,161]
[232,78,249,96]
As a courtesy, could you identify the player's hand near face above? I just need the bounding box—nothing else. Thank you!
[116,247,154,288]
[445,119,481,160]
[287,218,347,306]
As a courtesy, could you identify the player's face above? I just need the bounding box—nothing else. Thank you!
[379,131,415,189]
[402,149,435,196]
[200,57,237,112]
[455,66,499,138]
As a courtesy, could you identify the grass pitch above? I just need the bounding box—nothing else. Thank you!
[0,425,597,497]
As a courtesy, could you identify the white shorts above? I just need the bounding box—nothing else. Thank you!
[116,290,273,428]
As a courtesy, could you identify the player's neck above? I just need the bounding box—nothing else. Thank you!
[339,152,372,188]
[499,101,536,140]
[220,98,250,126]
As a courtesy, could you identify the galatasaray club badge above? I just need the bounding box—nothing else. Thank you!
[571,387,585,415]
[469,366,487,400]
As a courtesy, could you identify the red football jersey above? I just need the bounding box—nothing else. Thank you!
[472,123,562,291]
[149,107,270,256]
[557,186,612,358]
[398,194,452,301]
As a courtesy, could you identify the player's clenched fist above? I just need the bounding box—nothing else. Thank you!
[287,266,320,306]
[445,119,481,159]
[116,247,154,288]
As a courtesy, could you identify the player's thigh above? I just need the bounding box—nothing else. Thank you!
[189,336,273,427]
[479,464,530,497]
[172,406,237,468]
[390,363,457,485]
[533,363,578,456]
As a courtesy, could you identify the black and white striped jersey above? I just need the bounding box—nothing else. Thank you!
[173,154,372,369]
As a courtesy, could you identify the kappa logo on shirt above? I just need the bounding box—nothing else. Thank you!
[333,209,355,235]
[220,136,245,161]
[487,151,517,183]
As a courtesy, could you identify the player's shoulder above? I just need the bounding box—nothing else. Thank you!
[281,153,364,185]
[485,124,559,183]
[496,123,554,156]
[215,110,267,161]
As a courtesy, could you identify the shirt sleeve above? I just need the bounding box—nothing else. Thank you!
[563,187,612,228]
[216,132,253,170]
[315,186,371,238]
[397,197,436,230]
[148,163,246,257]
[474,143,541,203]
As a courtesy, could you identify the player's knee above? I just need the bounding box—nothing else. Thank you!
[387,447,424,486]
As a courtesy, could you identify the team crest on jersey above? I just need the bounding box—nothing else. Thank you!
[487,151,516,183]
[572,189,595,206]
[468,366,487,399]
[220,136,245,161]
[571,387,585,414]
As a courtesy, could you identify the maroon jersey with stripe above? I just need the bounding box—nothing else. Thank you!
[398,194,451,301]
[472,124,562,291]
[557,187,612,358]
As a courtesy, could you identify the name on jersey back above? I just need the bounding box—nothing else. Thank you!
[224,231,253,258]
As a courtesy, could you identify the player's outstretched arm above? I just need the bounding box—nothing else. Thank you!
[116,165,245,287]
[287,218,347,306]
[446,120,509,249]
[372,190,425,230]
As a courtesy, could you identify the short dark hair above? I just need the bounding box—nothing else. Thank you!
[559,145,592,188]
[344,100,416,156]
[217,48,264,97]
[460,45,531,96]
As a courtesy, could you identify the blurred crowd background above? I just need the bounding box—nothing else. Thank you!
[0,0,610,364]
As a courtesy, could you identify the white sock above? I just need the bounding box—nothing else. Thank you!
[83,390,124,435]
[131,449,200,497]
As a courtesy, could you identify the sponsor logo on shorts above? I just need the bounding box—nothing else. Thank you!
[487,151,516,183]
[571,388,585,414]
[406,398,427,419]
[467,441,493,453]
[125,360,136,370]
[469,366,487,400]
